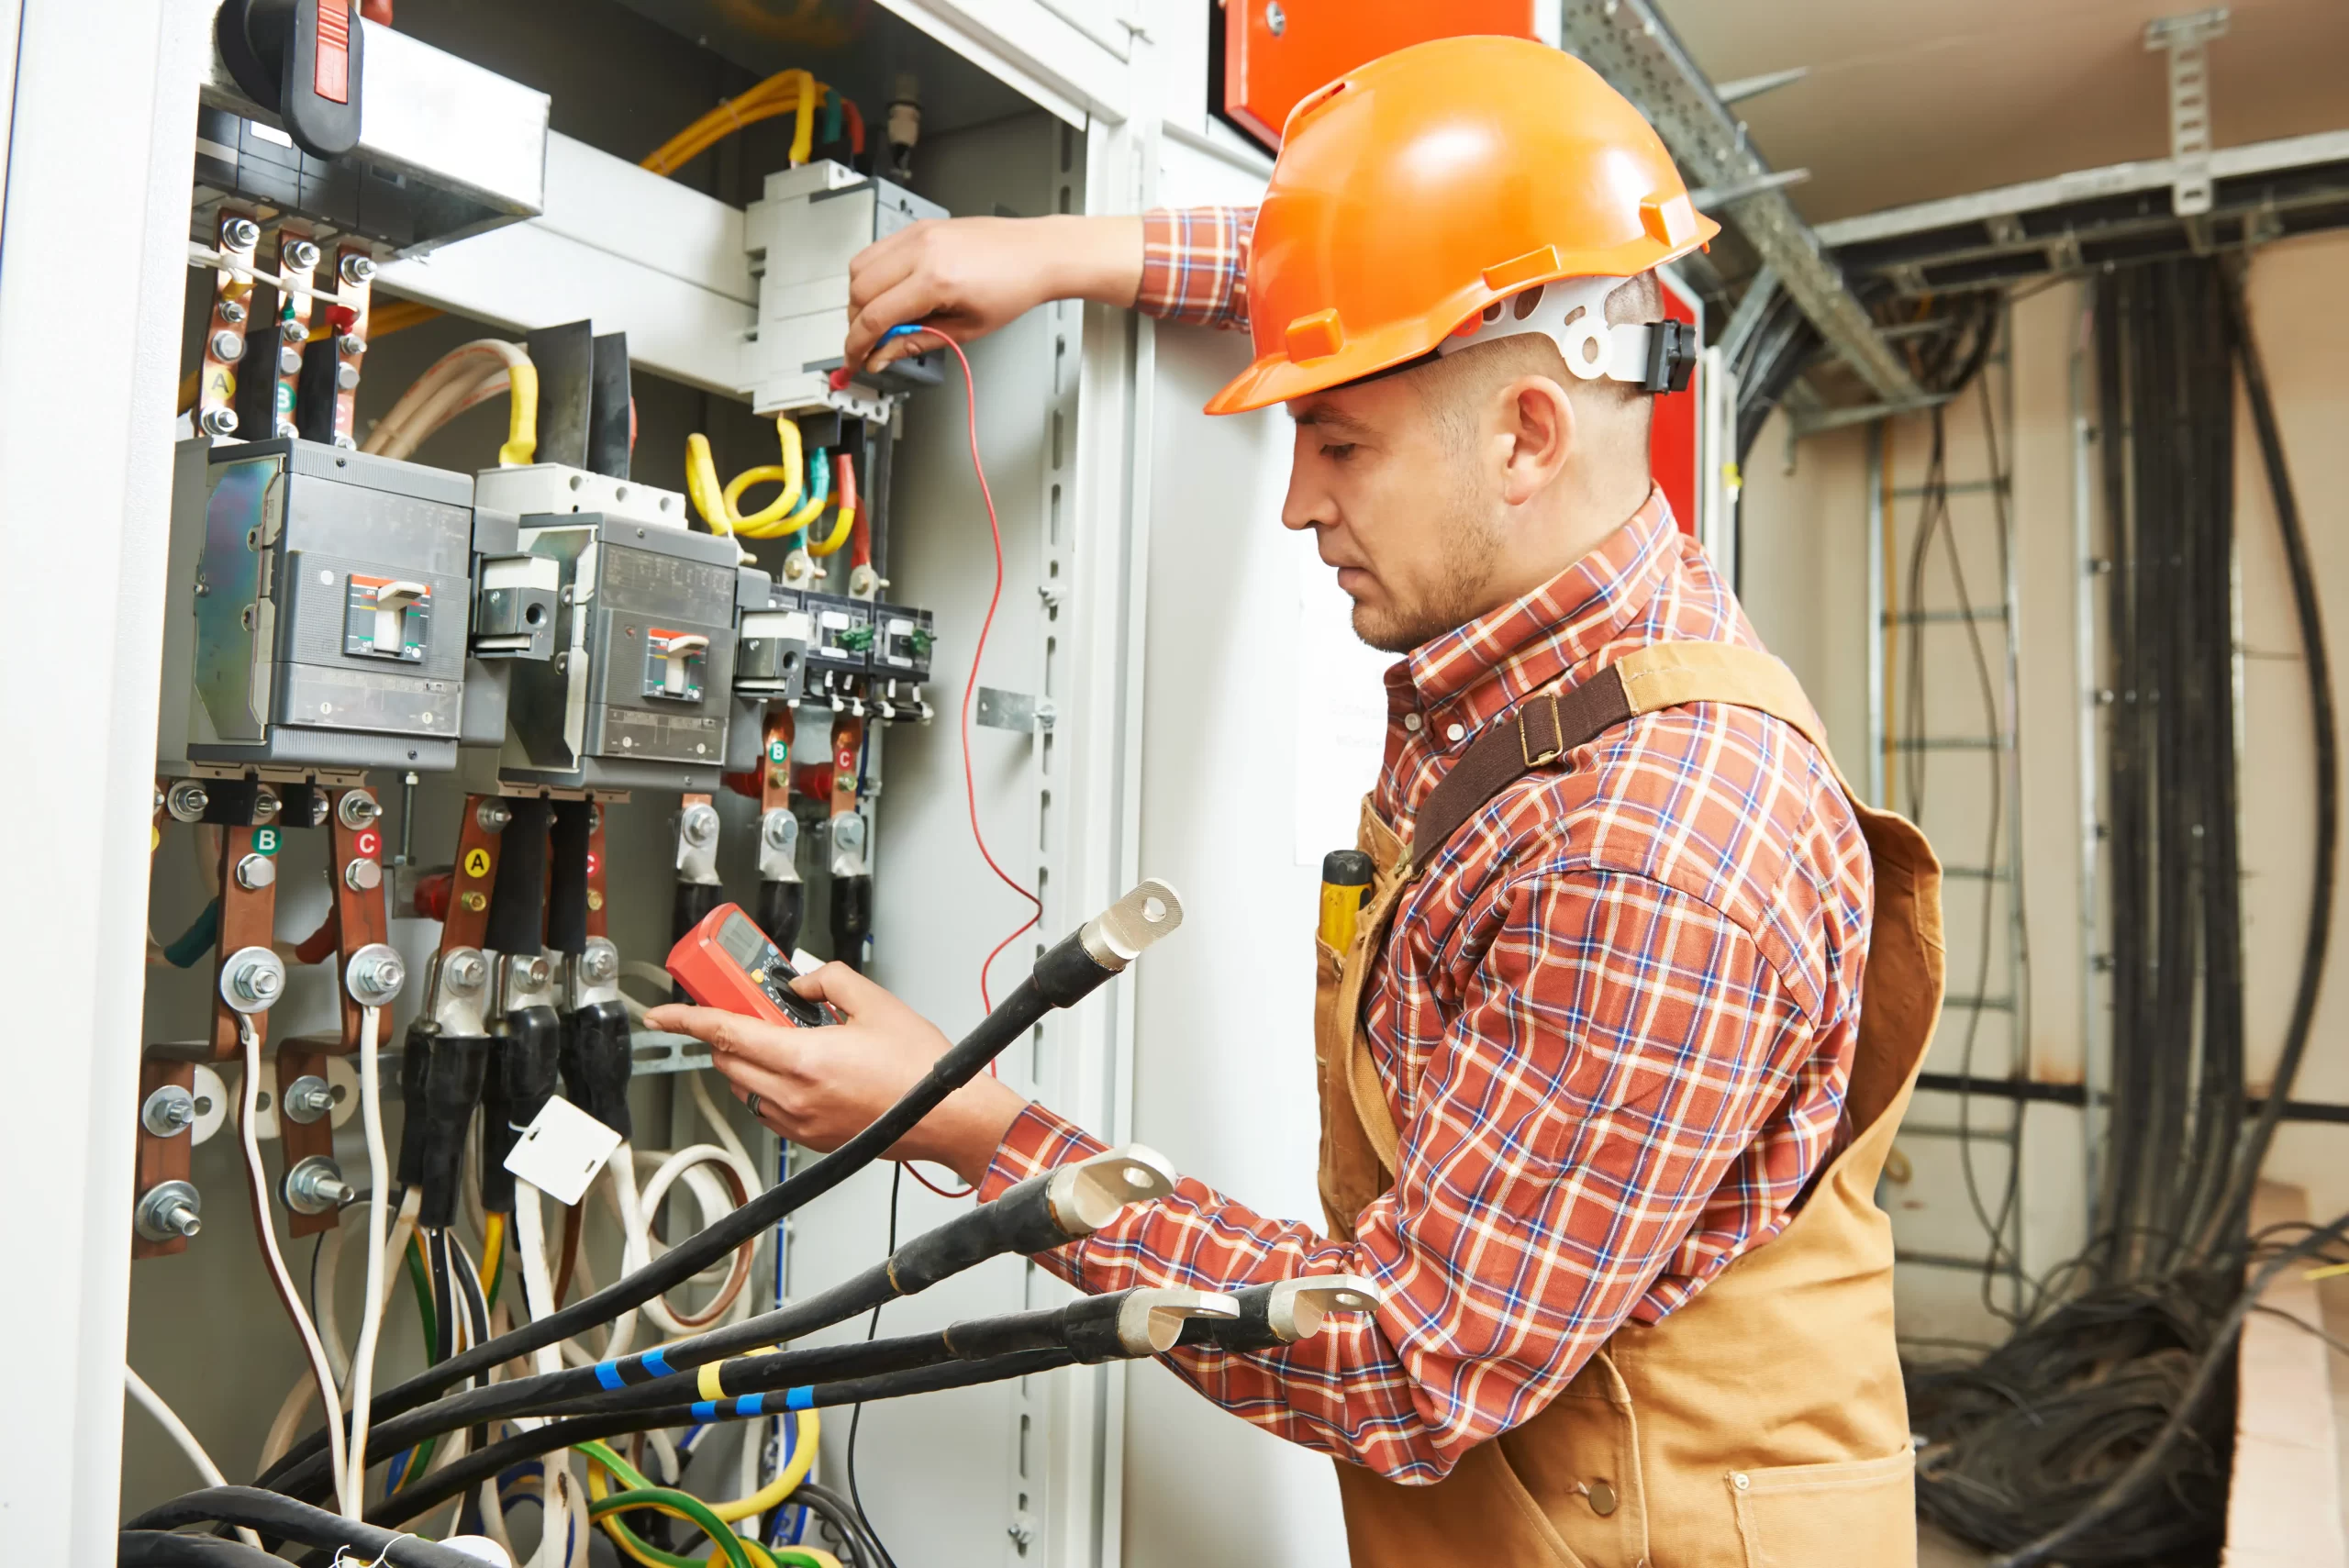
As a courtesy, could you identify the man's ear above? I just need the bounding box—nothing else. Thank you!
[1497,376,1575,506]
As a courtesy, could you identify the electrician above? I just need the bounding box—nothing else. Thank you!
[651,37,1943,1568]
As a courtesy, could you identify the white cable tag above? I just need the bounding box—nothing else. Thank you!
[503,1096,624,1207]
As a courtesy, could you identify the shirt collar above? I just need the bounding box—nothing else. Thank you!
[1385,484,1679,736]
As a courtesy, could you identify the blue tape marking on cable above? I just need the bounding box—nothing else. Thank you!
[736,1393,765,1417]
[595,1362,625,1391]
[642,1349,674,1379]
[691,1400,718,1423]
[785,1385,814,1411]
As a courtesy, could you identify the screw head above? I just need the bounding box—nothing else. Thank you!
[445,951,488,992]
[460,890,487,912]
[198,406,239,438]
[347,943,406,1006]
[1265,0,1286,34]
[222,216,261,251]
[476,800,513,834]
[217,297,249,327]
[338,333,366,357]
[220,946,286,1012]
[340,252,377,285]
[141,1084,198,1137]
[335,362,361,391]
[235,852,277,891]
[166,781,211,822]
[343,857,384,892]
[282,1074,335,1124]
[279,317,306,345]
[209,328,246,363]
[136,1180,205,1242]
[682,803,718,847]
[333,433,356,450]
[581,944,618,984]
[250,792,281,823]
[285,238,321,272]
[278,346,304,376]
[337,791,381,829]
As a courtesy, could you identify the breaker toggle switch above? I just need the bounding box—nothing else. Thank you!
[345,574,431,662]
[645,628,709,701]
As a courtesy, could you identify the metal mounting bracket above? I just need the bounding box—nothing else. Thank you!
[975,686,1055,735]
[2145,7,2230,217]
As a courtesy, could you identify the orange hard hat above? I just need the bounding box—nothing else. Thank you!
[1205,36,1720,416]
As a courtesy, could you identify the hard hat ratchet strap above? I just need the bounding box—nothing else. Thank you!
[1436,275,1698,395]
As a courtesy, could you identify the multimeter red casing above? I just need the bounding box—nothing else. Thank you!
[666,902,835,1029]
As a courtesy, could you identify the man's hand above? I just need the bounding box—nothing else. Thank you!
[844,212,1144,374]
[644,964,1028,1189]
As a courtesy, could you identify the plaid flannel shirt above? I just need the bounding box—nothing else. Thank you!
[976,218,1874,1483]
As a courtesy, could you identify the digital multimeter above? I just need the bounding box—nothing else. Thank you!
[666,902,835,1029]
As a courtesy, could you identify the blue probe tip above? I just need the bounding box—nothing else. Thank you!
[881,323,923,342]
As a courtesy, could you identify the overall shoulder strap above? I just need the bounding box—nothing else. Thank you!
[1408,642,1837,870]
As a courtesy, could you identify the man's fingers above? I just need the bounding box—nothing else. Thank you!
[643,1003,734,1041]
[846,275,955,373]
[846,226,923,315]
[789,960,893,1018]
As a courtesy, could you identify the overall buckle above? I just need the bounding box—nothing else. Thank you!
[1520,691,1565,768]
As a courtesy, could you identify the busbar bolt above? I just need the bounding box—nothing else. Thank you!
[335,362,361,391]
[346,943,406,1006]
[282,1075,335,1124]
[135,1180,204,1242]
[234,852,276,891]
[283,1156,353,1216]
[336,791,381,829]
[284,238,321,272]
[475,799,512,834]
[141,1084,198,1138]
[277,346,303,377]
[221,216,261,251]
[681,803,719,848]
[579,943,618,984]
[208,329,246,363]
[343,857,383,892]
[443,950,488,995]
[165,781,210,823]
[219,946,286,1013]
[217,298,248,327]
[340,253,377,285]
[279,318,306,346]
[337,333,366,358]
[250,790,280,823]
[199,406,239,438]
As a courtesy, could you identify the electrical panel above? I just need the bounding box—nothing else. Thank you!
[159,436,476,773]
[743,160,951,418]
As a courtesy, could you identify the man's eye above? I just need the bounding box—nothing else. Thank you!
[1320,443,1356,462]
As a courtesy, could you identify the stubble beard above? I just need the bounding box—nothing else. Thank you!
[1349,495,1503,655]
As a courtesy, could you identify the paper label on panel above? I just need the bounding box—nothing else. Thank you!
[1294,543,1394,866]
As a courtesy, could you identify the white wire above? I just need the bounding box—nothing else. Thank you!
[239,1013,356,1515]
[602,1147,648,1359]
[633,1143,761,1333]
[316,1226,351,1387]
[513,1184,575,1568]
[125,1367,266,1549]
[343,1004,394,1518]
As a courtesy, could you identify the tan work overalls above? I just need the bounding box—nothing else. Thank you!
[1314,642,1942,1568]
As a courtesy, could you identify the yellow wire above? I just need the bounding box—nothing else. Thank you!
[479,1211,507,1306]
[712,1407,820,1523]
[582,1418,824,1562]
[725,458,827,541]
[685,433,737,535]
[726,418,807,532]
[804,478,855,558]
[787,72,818,167]
[496,359,539,467]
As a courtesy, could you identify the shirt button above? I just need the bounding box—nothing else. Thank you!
[1587,1480,1618,1517]
[1402,713,1422,732]
[1445,722,1465,743]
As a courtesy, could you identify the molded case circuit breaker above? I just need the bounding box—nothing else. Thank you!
[159,436,475,773]
[486,514,769,794]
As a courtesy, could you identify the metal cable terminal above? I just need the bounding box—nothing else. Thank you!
[1045,1144,1178,1237]
[1116,1288,1238,1356]
[1078,879,1185,973]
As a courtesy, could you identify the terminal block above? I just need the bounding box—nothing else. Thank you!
[742,160,948,419]
[159,437,473,773]
[801,591,874,712]
[484,516,767,792]
[868,602,936,723]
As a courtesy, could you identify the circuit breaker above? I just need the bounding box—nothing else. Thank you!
[489,516,768,792]
[159,436,475,773]
[734,583,814,706]
[868,601,936,721]
[742,160,949,418]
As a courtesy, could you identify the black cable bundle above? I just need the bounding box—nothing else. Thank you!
[1906,255,2340,1567]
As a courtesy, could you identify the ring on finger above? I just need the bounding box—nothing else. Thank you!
[747,1092,763,1119]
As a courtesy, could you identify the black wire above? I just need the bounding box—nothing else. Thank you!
[846,1164,905,1568]
[308,1233,328,1340]
[795,1481,890,1568]
[119,1532,286,1567]
[125,1487,481,1567]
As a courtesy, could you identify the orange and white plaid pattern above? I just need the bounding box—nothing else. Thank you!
[982,228,1874,1485]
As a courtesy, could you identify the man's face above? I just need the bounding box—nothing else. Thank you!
[1283,373,1501,654]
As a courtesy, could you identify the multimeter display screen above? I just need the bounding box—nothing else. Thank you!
[717,910,768,969]
[714,908,828,1028]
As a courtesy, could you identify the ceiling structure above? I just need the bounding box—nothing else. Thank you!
[1658,0,2349,223]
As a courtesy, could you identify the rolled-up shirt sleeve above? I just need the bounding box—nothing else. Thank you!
[1136,206,1254,330]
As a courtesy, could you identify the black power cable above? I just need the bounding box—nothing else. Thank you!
[1909,253,2341,1563]
[846,1164,906,1568]
[260,895,1174,1490]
